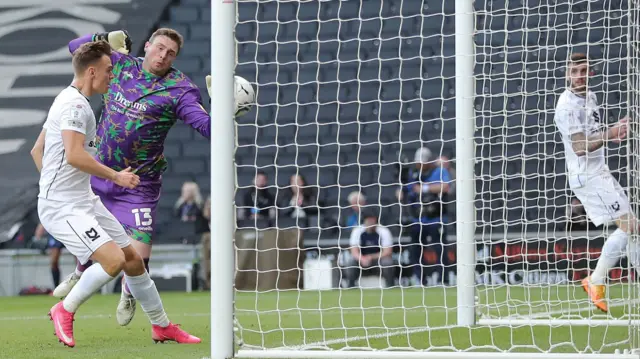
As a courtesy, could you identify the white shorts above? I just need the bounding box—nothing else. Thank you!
[37,195,131,265]
[570,171,630,227]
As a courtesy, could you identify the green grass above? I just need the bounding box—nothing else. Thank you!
[236,284,635,354]
[0,285,635,358]
[0,292,210,359]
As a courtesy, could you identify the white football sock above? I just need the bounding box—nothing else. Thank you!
[591,228,628,285]
[628,239,640,270]
[63,263,114,313]
[125,272,170,327]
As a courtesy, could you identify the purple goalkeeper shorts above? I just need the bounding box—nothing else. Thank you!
[91,177,159,245]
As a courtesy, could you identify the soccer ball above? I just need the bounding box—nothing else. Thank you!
[235,75,255,117]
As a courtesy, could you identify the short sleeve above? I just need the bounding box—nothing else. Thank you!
[555,107,583,137]
[349,227,363,247]
[59,102,90,135]
[378,227,393,248]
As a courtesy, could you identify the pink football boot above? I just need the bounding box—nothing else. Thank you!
[152,323,201,344]
[48,302,76,347]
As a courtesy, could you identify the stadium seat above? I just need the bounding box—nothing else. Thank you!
[171,57,201,74]
[182,142,210,159]
[189,24,210,41]
[169,6,199,23]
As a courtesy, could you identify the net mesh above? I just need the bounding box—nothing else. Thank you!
[232,0,639,355]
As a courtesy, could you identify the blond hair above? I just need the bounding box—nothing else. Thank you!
[175,181,204,209]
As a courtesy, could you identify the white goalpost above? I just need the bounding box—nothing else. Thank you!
[211,0,640,358]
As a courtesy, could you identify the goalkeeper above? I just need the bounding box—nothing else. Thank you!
[53,29,214,329]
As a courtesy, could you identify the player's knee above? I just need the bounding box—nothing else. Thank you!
[122,250,146,276]
[102,252,126,277]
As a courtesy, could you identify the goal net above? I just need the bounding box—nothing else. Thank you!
[224,0,640,357]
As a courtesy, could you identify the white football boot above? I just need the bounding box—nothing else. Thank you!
[52,272,81,298]
[116,280,137,326]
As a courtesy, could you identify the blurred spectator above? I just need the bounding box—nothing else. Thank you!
[200,195,211,290]
[399,147,452,286]
[241,170,275,220]
[343,191,366,228]
[33,223,65,288]
[343,210,394,288]
[174,181,204,222]
[278,174,319,219]
[567,196,591,231]
[436,156,456,195]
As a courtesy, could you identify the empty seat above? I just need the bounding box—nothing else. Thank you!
[182,142,210,158]
[170,6,199,23]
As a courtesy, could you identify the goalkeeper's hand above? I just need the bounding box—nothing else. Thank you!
[95,30,132,55]
[205,75,212,98]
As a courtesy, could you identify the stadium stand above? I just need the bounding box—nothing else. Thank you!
[156,0,629,242]
[0,0,172,247]
[0,0,629,246]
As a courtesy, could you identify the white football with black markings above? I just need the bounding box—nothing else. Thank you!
[234,75,255,117]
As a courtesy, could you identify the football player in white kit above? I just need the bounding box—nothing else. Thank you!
[554,52,631,312]
[31,41,201,347]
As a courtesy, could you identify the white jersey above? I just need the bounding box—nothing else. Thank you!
[349,225,393,248]
[38,86,96,202]
[554,89,606,178]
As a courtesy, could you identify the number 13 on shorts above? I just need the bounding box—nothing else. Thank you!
[132,208,153,227]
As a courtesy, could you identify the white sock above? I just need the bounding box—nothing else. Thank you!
[628,239,640,270]
[125,272,170,327]
[63,263,115,313]
[591,228,628,285]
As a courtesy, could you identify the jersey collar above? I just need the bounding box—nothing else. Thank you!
[69,85,90,103]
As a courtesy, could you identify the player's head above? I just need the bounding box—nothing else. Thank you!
[254,170,268,188]
[143,28,184,76]
[347,191,366,210]
[361,209,379,233]
[414,147,433,170]
[72,41,114,95]
[567,52,589,94]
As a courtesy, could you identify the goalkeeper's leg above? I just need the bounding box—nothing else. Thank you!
[120,245,201,344]
[117,239,152,326]
[52,258,88,298]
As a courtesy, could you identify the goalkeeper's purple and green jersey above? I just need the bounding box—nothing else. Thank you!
[68,34,210,204]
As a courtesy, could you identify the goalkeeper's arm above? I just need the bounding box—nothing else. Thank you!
[68,30,132,56]
[176,88,211,139]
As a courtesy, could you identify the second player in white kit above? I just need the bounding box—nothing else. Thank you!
[554,53,630,313]
[30,39,201,348]
[555,85,630,227]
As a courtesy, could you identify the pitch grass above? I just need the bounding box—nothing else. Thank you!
[0,285,634,358]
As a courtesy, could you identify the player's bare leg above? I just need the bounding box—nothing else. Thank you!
[50,241,125,347]
[117,239,152,325]
[120,245,201,344]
